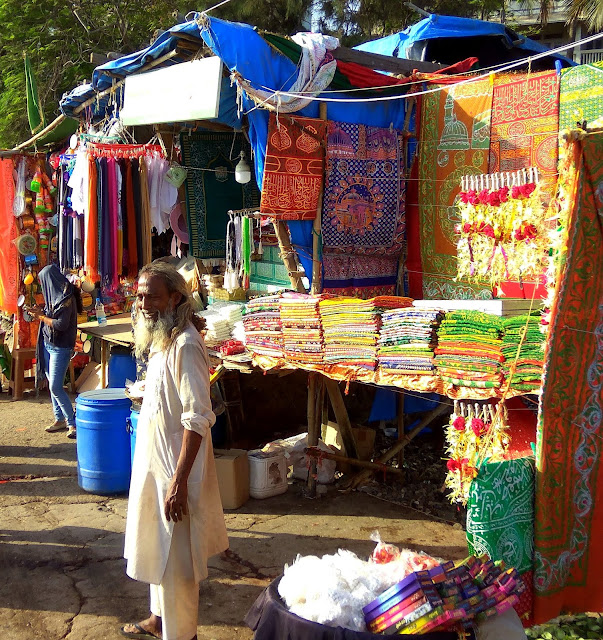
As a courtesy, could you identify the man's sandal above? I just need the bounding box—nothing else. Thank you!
[119,623,160,639]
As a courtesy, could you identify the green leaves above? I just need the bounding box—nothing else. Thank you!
[0,0,190,148]
[527,613,603,640]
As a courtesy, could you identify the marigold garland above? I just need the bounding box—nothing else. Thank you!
[455,182,549,288]
[444,401,510,505]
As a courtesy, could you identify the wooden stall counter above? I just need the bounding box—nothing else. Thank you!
[77,313,133,388]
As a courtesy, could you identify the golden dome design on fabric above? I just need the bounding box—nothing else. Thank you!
[328,126,355,157]
[439,94,469,151]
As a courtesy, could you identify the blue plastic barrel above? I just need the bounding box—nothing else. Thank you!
[108,350,137,388]
[76,389,132,494]
[126,407,140,471]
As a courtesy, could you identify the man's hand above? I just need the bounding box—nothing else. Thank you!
[164,478,188,522]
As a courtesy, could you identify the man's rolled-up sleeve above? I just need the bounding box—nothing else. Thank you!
[174,341,216,437]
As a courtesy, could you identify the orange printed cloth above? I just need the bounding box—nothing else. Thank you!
[260,114,327,221]
[0,159,19,314]
[534,131,603,623]
[418,78,493,299]
[488,71,560,202]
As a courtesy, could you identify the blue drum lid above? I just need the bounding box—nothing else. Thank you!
[77,388,131,405]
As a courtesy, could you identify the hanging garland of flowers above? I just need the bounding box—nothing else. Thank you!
[455,181,549,288]
[444,401,510,505]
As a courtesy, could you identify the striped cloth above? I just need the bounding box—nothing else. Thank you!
[378,307,444,375]
[501,314,545,392]
[320,296,413,370]
[435,311,504,388]
[244,294,283,357]
[280,292,325,364]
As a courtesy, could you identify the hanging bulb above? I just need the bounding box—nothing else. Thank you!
[234,151,251,185]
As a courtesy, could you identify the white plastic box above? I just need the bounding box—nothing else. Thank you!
[248,449,288,499]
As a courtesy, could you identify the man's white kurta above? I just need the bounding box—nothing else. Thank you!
[124,323,229,585]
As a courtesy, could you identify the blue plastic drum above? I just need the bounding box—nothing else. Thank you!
[76,389,132,494]
[108,350,137,388]
[126,407,140,471]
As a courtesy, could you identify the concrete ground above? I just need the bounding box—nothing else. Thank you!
[0,392,468,640]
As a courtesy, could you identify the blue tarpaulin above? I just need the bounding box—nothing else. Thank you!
[355,14,574,67]
[197,15,412,284]
[59,20,243,130]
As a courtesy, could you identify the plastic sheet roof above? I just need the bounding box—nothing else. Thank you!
[355,14,575,68]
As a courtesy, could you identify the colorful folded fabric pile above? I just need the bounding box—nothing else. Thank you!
[319,296,413,370]
[378,308,445,375]
[243,294,283,357]
[501,315,545,392]
[279,293,324,364]
[364,554,526,635]
[434,311,504,389]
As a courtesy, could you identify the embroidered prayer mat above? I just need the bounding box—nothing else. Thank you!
[322,252,398,298]
[0,159,18,314]
[260,114,327,220]
[559,61,603,131]
[466,456,535,621]
[418,78,493,300]
[488,71,559,201]
[533,131,603,624]
[181,132,260,259]
[321,121,406,256]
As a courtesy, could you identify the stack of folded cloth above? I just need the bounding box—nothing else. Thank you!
[197,310,232,344]
[378,308,445,375]
[243,295,283,357]
[319,296,413,370]
[279,293,324,364]
[434,311,504,388]
[501,315,545,392]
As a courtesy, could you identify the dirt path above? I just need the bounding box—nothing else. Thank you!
[0,391,468,640]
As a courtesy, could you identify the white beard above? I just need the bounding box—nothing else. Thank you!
[133,308,176,359]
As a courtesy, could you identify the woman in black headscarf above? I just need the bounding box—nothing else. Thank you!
[29,264,82,439]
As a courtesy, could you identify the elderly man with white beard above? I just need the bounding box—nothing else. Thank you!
[120,262,228,640]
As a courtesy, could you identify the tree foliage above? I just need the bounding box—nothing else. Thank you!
[0,0,190,148]
[0,0,596,148]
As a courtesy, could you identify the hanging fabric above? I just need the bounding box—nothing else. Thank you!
[417,77,493,300]
[488,71,559,202]
[0,158,19,313]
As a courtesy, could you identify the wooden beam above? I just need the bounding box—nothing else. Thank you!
[305,447,405,476]
[331,46,444,75]
[324,378,358,460]
[13,114,66,151]
[347,401,450,490]
[311,101,327,295]
[273,220,307,293]
[306,372,319,497]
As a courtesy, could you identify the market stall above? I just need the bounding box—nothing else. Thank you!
[3,10,602,634]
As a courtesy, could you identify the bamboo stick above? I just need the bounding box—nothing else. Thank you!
[311,102,327,294]
[347,402,450,490]
[305,447,405,476]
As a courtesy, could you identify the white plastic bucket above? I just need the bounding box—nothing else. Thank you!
[248,449,288,499]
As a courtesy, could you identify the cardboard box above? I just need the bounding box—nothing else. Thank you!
[213,448,250,509]
[322,421,376,473]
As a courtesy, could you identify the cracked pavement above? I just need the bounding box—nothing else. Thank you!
[0,394,468,640]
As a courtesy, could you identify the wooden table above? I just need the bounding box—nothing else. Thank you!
[78,313,133,388]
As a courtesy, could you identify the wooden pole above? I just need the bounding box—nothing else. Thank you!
[397,392,405,470]
[311,102,328,294]
[324,378,358,459]
[13,114,66,151]
[305,447,405,476]
[273,220,307,293]
[347,402,450,490]
[305,372,319,497]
